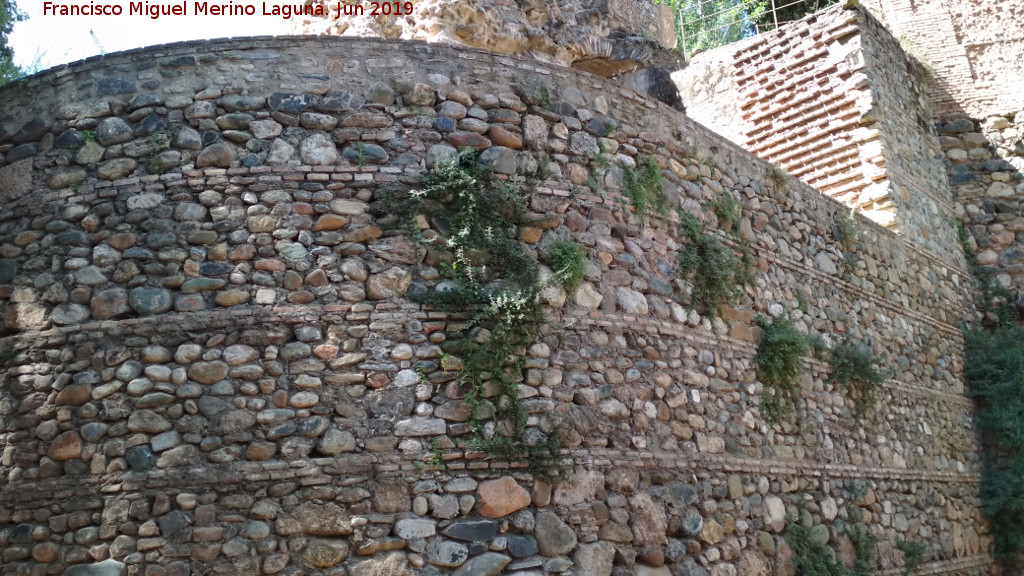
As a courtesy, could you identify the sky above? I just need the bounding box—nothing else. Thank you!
[9,1,291,73]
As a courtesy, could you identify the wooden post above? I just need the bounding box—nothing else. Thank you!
[771,0,778,29]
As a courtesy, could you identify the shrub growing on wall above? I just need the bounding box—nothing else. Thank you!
[963,325,1024,564]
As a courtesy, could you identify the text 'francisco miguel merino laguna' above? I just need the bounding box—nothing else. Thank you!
[42,1,414,19]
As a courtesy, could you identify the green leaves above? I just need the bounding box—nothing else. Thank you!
[0,0,25,86]
[827,336,886,418]
[964,325,1024,561]
[755,315,812,423]
[677,211,752,318]
[547,238,587,296]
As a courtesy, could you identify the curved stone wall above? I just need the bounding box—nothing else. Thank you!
[0,38,993,576]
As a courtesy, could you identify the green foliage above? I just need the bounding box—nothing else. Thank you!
[397,149,565,480]
[963,325,1024,562]
[623,156,667,221]
[754,0,838,29]
[975,268,1017,328]
[677,211,753,318]
[547,238,587,295]
[756,315,812,423]
[897,538,927,576]
[827,336,886,418]
[785,524,846,576]
[428,438,445,468]
[654,0,768,54]
[711,192,741,235]
[0,0,24,86]
[835,211,861,278]
[958,218,1017,326]
[795,287,809,314]
[956,220,973,257]
[846,522,876,576]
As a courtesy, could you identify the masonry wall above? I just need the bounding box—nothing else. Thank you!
[0,37,991,576]
[674,4,960,267]
[859,0,1024,121]
[946,112,1024,314]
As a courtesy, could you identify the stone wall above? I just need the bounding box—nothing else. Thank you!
[859,0,1024,121]
[947,112,1024,311]
[0,37,992,576]
[673,3,961,266]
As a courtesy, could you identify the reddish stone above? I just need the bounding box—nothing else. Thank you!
[489,125,523,149]
[108,233,137,251]
[313,214,348,231]
[283,270,304,290]
[313,344,339,360]
[229,245,256,261]
[287,290,315,304]
[47,431,82,461]
[566,211,587,232]
[477,477,531,518]
[342,226,383,243]
[639,547,665,567]
[447,131,492,151]
[174,294,206,312]
[55,385,91,406]
[305,269,328,288]
[366,373,389,389]
[255,259,286,272]
[292,202,314,216]
[246,442,277,461]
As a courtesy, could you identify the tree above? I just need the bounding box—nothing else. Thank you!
[0,0,25,86]
[656,0,768,54]
[753,0,838,30]
[655,0,839,55]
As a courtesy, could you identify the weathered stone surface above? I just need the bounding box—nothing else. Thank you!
[286,502,353,535]
[764,496,786,532]
[96,117,134,146]
[535,510,577,556]
[318,427,356,455]
[426,538,469,567]
[395,518,436,539]
[128,288,172,315]
[300,133,338,165]
[91,288,129,320]
[47,431,82,460]
[574,541,615,576]
[478,477,531,518]
[196,142,234,168]
[62,559,126,576]
[630,492,668,547]
[443,520,499,542]
[304,538,350,568]
[52,303,90,325]
[366,267,412,300]
[451,552,510,576]
[188,361,229,384]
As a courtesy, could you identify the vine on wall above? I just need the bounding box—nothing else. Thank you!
[389,149,566,479]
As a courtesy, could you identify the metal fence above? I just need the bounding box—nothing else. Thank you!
[674,0,836,55]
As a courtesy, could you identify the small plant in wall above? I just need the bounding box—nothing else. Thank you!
[897,538,927,576]
[390,148,566,480]
[711,191,742,235]
[755,315,813,424]
[677,211,754,319]
[784,522,846,576]
[826,335,887,418]
[546,237,587,295]
[835,210,861,279]
[623,155,667,221]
